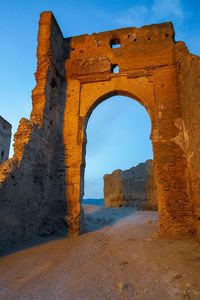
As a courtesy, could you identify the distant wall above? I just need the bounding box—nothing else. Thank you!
[0,116,11,165]
[104,160,158,210]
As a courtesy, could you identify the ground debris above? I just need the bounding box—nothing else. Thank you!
[117,282,134,293]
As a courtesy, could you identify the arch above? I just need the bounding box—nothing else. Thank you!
[64,73,195,238]
[83,90,151,133]
[81,90,153,207]
[83,93,153,201]
[61,21,195,239]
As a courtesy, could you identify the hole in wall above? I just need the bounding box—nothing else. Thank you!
[71,47,75,51]
[148,37,151,40]
[1,150,4,159]
[133,38,137,42]
[111,64,119,74]
[165,34,169,38]
[110,38,121,48]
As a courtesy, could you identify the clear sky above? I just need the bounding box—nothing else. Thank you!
[0,0,199,198]
[85,96,152,198]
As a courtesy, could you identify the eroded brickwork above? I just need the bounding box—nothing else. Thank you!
[0,11,199,252]
[0,13,68,251]
[177,53,200,238]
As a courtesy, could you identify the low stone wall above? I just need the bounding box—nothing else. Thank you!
[104,160,158,210]
[0,116,11,165]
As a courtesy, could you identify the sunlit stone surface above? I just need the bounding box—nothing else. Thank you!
[104,160,157,210]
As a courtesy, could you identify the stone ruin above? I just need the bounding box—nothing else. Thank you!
[0,11,200,252]
[104,160,157,210]
[0,116,11,165]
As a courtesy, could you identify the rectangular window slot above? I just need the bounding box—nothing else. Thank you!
[111,64,119,73]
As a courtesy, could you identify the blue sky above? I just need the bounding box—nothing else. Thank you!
[0,0,199,198]
[85,96,152,198]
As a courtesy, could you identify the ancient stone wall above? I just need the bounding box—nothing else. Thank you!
[0,11,199,252]
[104,160,157,210]
[177,52,200,238]
[0,12,68,252]
[64,21,195,238]
[0,116,11,165]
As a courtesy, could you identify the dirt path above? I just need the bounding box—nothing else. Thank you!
[0,205,200,299]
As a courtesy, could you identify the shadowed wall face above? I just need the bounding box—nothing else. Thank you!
[0,11,200,253]
[0,12,69,252]
[0,116,11,165]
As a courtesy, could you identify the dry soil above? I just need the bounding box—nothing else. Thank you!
[0,205,200,299]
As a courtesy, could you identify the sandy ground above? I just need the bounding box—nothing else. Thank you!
[0,205,200,300]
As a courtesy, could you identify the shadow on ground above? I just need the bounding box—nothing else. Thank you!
[0,233,67,258]
[0,204,138,258]
[83,204,138,233]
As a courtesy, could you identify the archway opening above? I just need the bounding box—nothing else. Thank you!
[83,95,156,210]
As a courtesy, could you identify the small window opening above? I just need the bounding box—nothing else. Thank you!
[111,64,119,74]
[165,33,169,38]
[148,37,151,40]
[1,150,4,159]
[133,38,137,42]
[110,38,121,48]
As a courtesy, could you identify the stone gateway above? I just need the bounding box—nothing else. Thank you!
[0,11,200,251]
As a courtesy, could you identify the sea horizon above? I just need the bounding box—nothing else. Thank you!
[82,198,104,206]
